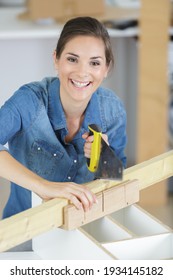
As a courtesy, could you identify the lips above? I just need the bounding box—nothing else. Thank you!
[71,79,91,88]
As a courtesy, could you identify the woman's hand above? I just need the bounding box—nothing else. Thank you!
[37,180,98,212]
[82,132,109,158]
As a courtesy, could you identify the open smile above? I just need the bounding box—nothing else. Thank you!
[70,79,91,88]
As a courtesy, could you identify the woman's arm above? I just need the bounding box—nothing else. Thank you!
[0,150,97,212]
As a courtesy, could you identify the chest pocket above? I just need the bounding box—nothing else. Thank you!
[28,139,64,179]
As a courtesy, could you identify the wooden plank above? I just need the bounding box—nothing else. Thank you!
[86,150,173,193]
[0,198,67,252]
[0,150,173,251]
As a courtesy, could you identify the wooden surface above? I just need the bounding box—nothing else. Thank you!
[87,150,173,193]
[137,0,171,206]
[0,198,67,252]
[19,5,139,22]
[63,180,139,230]
[0,150,173,252]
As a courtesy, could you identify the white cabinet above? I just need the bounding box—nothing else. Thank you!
[32,205,172,260]
[0,204,172,260]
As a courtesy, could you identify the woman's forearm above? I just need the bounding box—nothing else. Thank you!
[0,150,46,194]
[0,150,97,211]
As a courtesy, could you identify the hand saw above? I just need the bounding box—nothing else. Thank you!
[86,124,123,180]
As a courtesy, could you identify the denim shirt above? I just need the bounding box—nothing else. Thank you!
[0,77,127,218]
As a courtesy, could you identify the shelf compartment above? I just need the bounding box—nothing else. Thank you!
[109,205,170,236]
[32,227,115,260]
[82,216,132,243]
[102,233,173,260]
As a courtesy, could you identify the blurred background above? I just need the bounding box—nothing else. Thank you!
[0,0,172,229]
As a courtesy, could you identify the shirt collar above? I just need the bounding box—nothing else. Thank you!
[83,93,102,132]
[48,78,67,131]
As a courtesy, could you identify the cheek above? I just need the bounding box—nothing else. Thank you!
[58,63,67,73]
[58,66,71,80]
[95,69,108,81]
[56,59,70,74]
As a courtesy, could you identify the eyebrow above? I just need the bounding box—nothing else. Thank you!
[66,52,103,60]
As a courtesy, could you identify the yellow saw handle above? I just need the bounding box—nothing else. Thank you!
[87,124,102,172]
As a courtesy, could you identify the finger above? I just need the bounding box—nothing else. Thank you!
[79,186,98,209]
[83,187,98,208]
[71,189,91,212]
[68,194,83,210]
[70,185,97,211]
[84,149,91,158]
[84,142,91,153]
[86,135,94,143]
[82,132,89,139]
[82,132,94,142]
[84,140,93,158]
[59,184,89,211]
[84,151,90,158]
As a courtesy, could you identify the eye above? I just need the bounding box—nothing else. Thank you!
[90,60,101,66]
[67,56,78,63]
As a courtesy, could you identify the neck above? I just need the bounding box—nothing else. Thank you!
[60,96,88,121]
[62,102,86,143]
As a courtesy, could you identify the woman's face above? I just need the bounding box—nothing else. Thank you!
[54,35,109,104]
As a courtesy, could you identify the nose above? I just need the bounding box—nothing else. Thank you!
[77,62,89,79]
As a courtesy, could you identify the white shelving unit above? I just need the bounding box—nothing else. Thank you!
[0,204,172,260]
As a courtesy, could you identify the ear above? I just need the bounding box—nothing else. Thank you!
[53,50,58,72]
[104,66,109,79]
[104,63,112,79]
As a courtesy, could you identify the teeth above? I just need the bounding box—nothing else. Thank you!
[71,79,89,88]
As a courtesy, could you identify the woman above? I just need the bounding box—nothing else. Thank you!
[0,16,127,218]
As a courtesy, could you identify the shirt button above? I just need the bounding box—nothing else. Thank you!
[67,176,71,180]
[37,147,41,151]
[53,153,57,157]
[74,159,77,163]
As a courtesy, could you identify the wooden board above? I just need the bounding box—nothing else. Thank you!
[0,150,173,252]
[0,198,67,252]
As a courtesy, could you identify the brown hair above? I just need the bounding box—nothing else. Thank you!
[55,16,114,69]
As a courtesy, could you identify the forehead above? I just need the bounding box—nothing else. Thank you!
[62,35,106,56]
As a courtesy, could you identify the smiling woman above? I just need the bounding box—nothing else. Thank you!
[0,16,127,219]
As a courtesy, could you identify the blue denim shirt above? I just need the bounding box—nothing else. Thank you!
[0,77,127,218]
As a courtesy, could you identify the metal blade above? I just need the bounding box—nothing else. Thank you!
[95,139,123,180]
